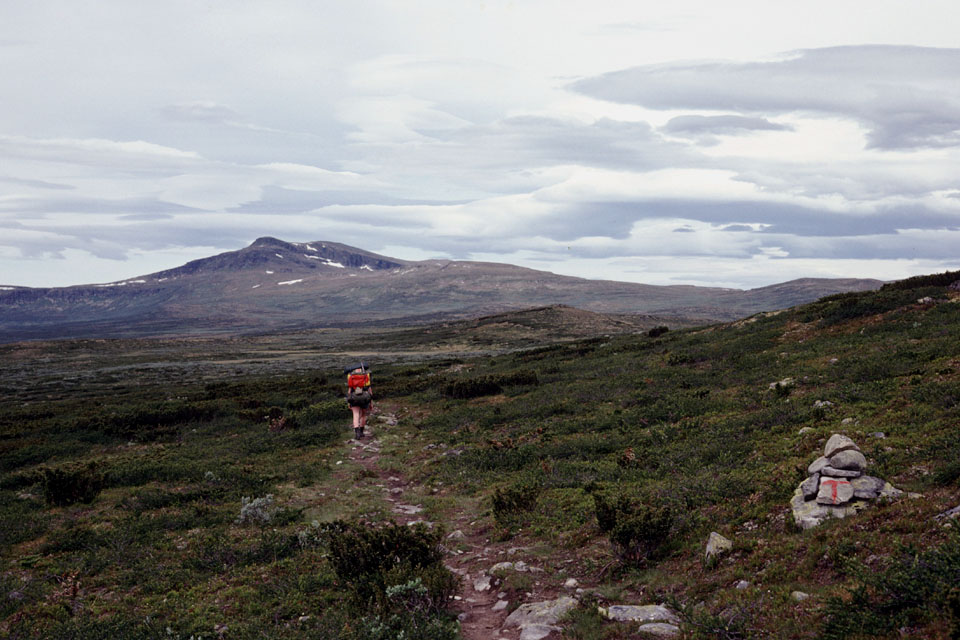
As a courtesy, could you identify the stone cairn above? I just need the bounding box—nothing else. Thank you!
[791,433,901,530]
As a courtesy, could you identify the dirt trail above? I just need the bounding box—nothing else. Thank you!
[344,405,569,640]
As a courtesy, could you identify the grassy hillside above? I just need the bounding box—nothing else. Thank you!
[1,274,959,638]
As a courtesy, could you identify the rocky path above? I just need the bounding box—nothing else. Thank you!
[343,406,570,640]
[336,405,681,639]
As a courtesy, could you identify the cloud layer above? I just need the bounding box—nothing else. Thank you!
[1,3,959,289]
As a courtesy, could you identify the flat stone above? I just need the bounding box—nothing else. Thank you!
[564,578,579,589]
[447,529,466,540]
[735,580,750,590]
[705,531,733,560]
[817,477,854,505]
[801,473,820,501]
[879,482,904,499]
[792,591,810,602]
[935,505,960,522]
[505,596,577,629]
[792,486,864,529]
[492,599,509,611]
[807,456,830,475]
[829,449,867,472]
[798,427,814,435]
[519,624,559,640]
[474,575,492,592]
[820,466,862,478]
[603,604,679,624]
[637,622,682,638]
[824,434,860,458]
[394,504,423,515]
[851,475,886,499]
[490,562,515,573]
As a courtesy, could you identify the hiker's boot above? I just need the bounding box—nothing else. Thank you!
[358,426,365,438]
[354,427,362,440]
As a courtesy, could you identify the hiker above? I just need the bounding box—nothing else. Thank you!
[344,362,373,439]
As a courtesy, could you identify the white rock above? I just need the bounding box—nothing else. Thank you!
[637,622,681,638]
[735,580,750,590]
[807,456,830,475]
[519,624,559,640]
[505,597,577,629]
[474,575,492,592]
[791,591,810,602]
[492,599,509,611]
[829,449,867,471]
[801,473,820,501]
[824,434,860,458]
[447,530,466,540]
[564,578,579,589]
[817,477,854,505]
[851,475,885,499]
[705,531,733,560]
[603,604,679,624]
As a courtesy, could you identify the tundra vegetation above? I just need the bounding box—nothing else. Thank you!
[1,272,959,638]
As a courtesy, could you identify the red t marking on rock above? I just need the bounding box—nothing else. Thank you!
[822,478,840,502]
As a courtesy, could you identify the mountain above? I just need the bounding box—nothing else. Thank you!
[0,237,884,342]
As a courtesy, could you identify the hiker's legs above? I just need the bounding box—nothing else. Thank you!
[351,406,362,429]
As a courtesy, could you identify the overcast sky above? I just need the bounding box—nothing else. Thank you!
[2,1,959,289]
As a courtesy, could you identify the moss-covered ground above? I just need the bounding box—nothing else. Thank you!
[2,274,959,638]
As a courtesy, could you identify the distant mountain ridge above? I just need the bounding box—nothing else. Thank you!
[0,237,884,342]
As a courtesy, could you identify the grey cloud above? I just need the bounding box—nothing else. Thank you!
[720,224,755,232]
[663,115,792,136]
[560,199,960,240]
[161,102,240,124]
[228,185,465,214]
[0,196,203,215]
[572,45,960,150]
[0,176,74,190]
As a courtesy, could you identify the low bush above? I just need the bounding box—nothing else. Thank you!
[491,475,541,527]
[588,485,677,567]
[320,519,458,616]
[40,463,103,506]
[820,532,960,639]
[443,371,539,399]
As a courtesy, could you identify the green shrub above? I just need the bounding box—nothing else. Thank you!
[443,376,503,399]
[297,400,346,424]
[40,463,103,506]
[588,486,676,567]
[491,475,541,527]
[881,269,960,291]
[320,519,458,614]
[820,533,960,639]
[648,325,670,338]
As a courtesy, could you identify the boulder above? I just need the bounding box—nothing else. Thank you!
[505,596,577,630]
[791,591,810,602]
[791,485,864,529]
[824,434,859,458]
[519,624,558,640]
[474,575,492,592]
[935,505,960,523]
[637,622,682,638]
[851,475,886,499]
[800,473,820,501]
[807,456,830,475]
[829,449,867,472]
[705,532,733,561]
[820,466,862,478]
[603,604,679,624]
[817,478,854,505]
